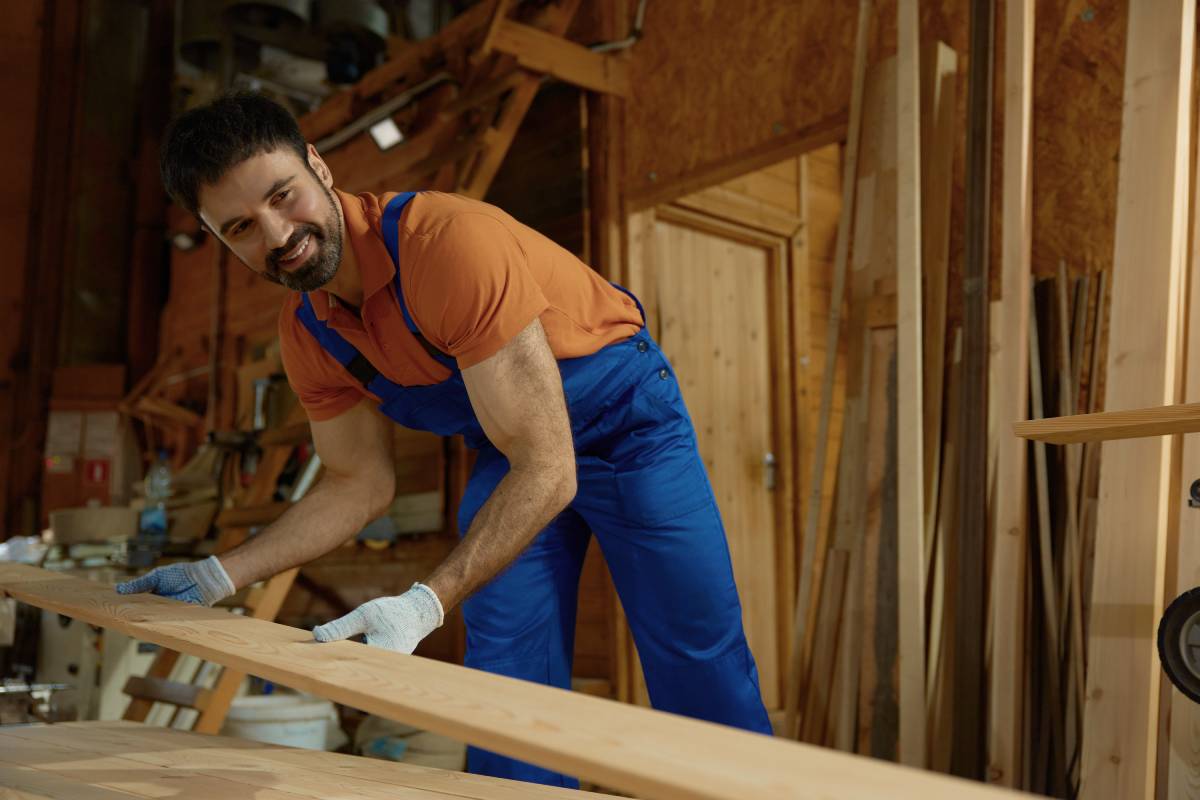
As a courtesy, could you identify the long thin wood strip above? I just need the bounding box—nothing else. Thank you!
[1079,3,1195,798]
[895,0,926,769]
[955,0,995,780]
[786,0,873,742]
[987,0,1033,787]
[1165,25,1200,795]
[1028,288,1065,792]
[1014,402,1200,444]
[0,566,1029,800]
[1054,265,1086,724]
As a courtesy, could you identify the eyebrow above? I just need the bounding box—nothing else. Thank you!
[217,175,296,236]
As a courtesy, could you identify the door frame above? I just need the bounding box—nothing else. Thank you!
[614,200,803,710]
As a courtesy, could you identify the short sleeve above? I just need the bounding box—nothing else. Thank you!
[277,301,365,422]
[404,213,549,368]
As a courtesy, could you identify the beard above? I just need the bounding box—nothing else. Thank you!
[263,184,344,293]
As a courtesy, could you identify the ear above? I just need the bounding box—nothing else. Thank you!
[307,143,334,188]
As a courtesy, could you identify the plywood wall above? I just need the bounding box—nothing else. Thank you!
[624,0,1125,293]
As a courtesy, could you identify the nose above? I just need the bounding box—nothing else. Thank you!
[261,212,294,251]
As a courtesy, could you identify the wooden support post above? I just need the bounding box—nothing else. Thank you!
[895,0,926,769]
[786,0,872,741]
[1079,3,1194,798]
[987,0,1032,786]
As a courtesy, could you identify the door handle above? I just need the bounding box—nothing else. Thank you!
[764,452,777,491]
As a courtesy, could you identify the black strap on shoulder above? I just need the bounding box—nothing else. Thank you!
[344,353,380,388]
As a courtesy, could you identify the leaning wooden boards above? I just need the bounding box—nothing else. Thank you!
[0,564,1031,800]
[1079,3,1195,799]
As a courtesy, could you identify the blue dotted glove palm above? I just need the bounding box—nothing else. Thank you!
[312,583,444,654]
[116,556,236,607]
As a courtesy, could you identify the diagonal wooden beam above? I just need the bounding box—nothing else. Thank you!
[489,20,631,96]
[0,564,1032,800]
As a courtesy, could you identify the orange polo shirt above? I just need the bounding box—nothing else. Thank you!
[278,190,643,422]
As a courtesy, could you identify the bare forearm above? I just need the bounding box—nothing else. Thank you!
[220,474,387,589]
[425,463,575,610]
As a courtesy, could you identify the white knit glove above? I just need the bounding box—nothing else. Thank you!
[312,583,444,654]
[116,556,236,607]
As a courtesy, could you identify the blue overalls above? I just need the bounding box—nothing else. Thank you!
[296,192,772,786]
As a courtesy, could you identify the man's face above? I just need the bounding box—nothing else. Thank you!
[197,146,344,292]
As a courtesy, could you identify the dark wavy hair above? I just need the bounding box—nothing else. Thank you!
[160,92,309,215]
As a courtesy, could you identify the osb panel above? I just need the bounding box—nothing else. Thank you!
[625,1,968,203]
[1030,0,1125,278]
[625,1,858,201]
[626,0,1125,307]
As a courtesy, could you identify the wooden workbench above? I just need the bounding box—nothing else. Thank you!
[0,720,608,799]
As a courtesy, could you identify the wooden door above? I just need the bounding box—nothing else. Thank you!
[624,202,797,711]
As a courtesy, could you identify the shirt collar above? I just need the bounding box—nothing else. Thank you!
[307,189,396,321]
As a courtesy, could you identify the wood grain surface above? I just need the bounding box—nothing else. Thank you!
[0,565,1031,800]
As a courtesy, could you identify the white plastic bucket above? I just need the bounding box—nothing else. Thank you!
[221,693,339,750]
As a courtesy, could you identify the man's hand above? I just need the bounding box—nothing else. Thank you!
[116,556,236,606]
[311,583,444,654]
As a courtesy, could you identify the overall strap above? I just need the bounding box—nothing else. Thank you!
[295,294,391,394]
[381,192,421,337]
[380,192,456,368]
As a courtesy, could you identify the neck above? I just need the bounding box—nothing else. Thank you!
[319,192,363,308]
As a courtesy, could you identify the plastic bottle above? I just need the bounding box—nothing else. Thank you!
[145,450,173,510]
[139,450,172,538]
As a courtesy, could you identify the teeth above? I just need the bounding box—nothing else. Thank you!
[282,235,309,263]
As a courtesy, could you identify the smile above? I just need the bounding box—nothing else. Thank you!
[279,234,312,268]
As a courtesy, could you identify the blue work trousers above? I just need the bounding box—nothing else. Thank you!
[457,328,773,787]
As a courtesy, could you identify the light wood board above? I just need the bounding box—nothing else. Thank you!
[987,0,1033,787]
[0,720,600,800]
[0,564,1031,800]
[895,0,926,769]
[1079,2,1195,798]
[1014,402,1200,444]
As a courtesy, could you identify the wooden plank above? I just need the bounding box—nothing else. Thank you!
[489,20,631,96]
[121,675,210,710]
[1,721,603,800]
[785,0,871,741]
[1014,402,1200,444]
[0,565,1031,800]
[895,0,926,769]
[1166,24,1200,795]
[954,0,995,780]
[1079,3,1195,798]
[987,0,1033,787]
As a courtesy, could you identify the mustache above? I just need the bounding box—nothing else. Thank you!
[267,224,323,269]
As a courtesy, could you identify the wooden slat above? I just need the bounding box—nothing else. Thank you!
[1166,32,1200,796]
[1014,402,1200,444]
[987,0,1033,787]
[121,675,210,710]
[895,0,926,769]
[785,0,871,741]
[0,565,1030,800]
[489,20,631,96]
[954,0,995,779]
[1079,3,1195,798]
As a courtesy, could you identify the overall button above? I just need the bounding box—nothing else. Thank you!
[636,341,649,353]
[658,368,670,380]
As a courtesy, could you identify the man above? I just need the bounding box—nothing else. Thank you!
[118,93,771,785]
